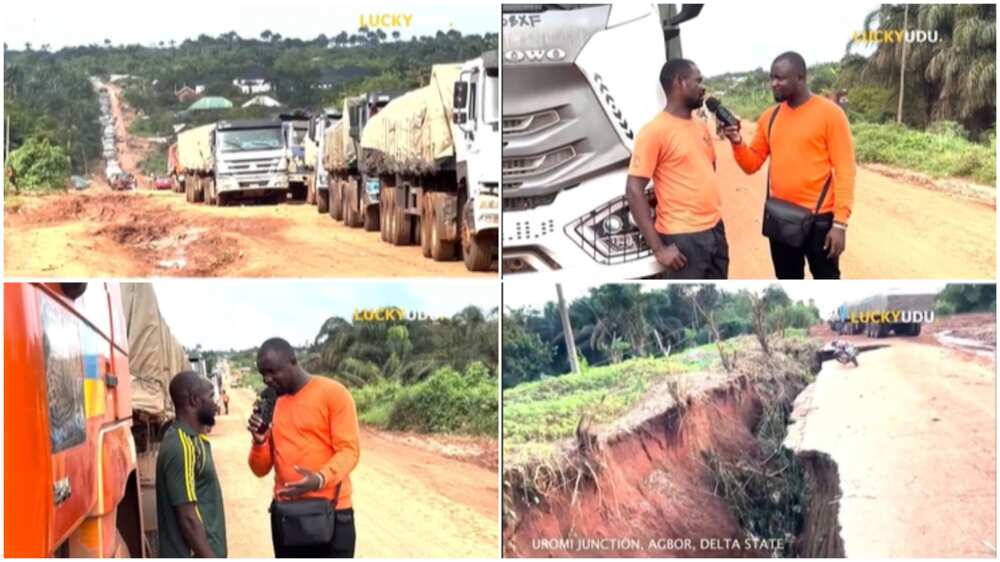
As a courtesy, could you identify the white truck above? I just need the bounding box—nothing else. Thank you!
[281,114,311,201]
[304,108,342,214]
[360,52,499,271]
[501,4,702,277]
[176,118,289,206]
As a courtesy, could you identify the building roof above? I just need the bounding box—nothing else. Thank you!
[188,96,234,111]
[242,95,283,108]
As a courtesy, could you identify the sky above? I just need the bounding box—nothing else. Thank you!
[2,1,497,50]
[503,281,952,319]
[675,2,882,77]
[152,280,498,351]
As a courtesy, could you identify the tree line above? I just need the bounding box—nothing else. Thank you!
[502,285,820,388]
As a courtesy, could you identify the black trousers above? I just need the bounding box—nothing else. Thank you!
[656,220,729,279]
[270,506,356,558]
[768,213,840,279]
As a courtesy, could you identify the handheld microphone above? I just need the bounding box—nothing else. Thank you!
[705,97,739,128]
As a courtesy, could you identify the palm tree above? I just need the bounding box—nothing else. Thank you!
[260,30,272,43]
[392,30,401,42]
[849,4,996,132]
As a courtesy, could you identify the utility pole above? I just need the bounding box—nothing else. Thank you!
[556,284,581,375]
[897,4,909,124]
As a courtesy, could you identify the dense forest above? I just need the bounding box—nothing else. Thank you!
[502,284,821,388]
[3,28,498,186]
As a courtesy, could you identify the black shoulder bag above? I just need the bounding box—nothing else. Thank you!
[761,104,832,248]
[269,429,343,547]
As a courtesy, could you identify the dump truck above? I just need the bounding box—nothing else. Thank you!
[359,53,500,271]
[836,291,937,337]
[5,282,189,557]
[281,113,311,201]
[501,4,702,277]
[176,118,288,206]
[303,108,342,214]
[323,92,397,229]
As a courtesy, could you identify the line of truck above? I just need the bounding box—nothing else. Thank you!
[166,50,499,272]
[5,282,213,557]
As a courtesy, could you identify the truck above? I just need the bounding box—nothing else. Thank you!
[322,91,398,230]
[303,108,342,214]
[359,52,500,271]
[835,291,937,337]
[501,4,702,276]
[175,118,288,206]
[5,282,189,557]
[280,113,312,201]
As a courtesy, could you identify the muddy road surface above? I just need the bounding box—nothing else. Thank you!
[786,340,996,556]
[713,125,995,279]
[213,387,498,558]
[5,190,494,277]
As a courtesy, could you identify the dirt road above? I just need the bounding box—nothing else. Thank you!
[785,340,996,557]
[714,126,995,279]
[3,82,494,278]
[4,190,494,277]
[212,387,498,558]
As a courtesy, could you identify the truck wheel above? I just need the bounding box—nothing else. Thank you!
[206,179,217,206]
[317,188,329,214]
[462,217,494,271]
[379,188,392,241]
[388,187,413,245]
[363,206,379,231]
[910,323,922,336]
[330,181,343,221]
[185,178,194,203]
[290,182,307,202]
[216,191,228,207]
[420,195,432,257]
[344,181,359,227]
[429,197,455,259]
[194,176,205,203]
[306,177,316,205]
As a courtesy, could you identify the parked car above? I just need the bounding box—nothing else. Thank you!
[153,176,173,190]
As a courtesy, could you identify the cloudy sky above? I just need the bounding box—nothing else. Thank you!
[3,0,496,50]
[503,281,951,319]
[152,280,498,351]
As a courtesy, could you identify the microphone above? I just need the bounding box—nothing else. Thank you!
[705,97,739,128]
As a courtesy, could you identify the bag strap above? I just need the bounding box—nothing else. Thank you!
[766,101,833,214]
[765,104,780,199]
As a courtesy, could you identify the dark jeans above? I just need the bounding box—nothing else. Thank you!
[768,212,840,279]
[270,505,356,558]
[656,220,729,279]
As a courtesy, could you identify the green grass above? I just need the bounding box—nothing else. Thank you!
[503,342,751,451]
[852,121,996,185]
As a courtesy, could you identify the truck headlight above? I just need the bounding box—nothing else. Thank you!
[566,195,653,264]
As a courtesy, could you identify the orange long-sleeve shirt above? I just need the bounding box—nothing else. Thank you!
[732,95,856,224]
[248,376,360,508]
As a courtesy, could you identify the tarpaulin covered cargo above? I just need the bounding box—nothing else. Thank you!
[322,96,363,172]
[176,123,215,173]
[120,283,187,420]
[360,64,461,175]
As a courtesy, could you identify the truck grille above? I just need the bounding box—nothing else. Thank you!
[503,145,576,178]
[503,109,559,137]
[227,158,282,183]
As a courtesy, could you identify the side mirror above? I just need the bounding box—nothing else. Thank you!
[452,109,468,125]
[453,81,469,111]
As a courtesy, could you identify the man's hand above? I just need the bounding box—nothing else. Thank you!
[247,413,268,445]
[654,244,687,271]
[277,465,323,500]
[824,227,846,259]
[722,125,742,144]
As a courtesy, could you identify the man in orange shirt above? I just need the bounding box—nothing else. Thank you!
[247,337,360,558]
[626,58,728,279]
[723,51,856,279]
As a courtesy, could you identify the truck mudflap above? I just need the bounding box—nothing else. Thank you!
[430,192,459,242]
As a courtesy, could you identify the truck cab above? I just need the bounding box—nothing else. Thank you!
[281,114,312,201]
[307,108,342,214]
[213,118,289,204]
[501,4,701,277]
[5,283,143,557]
[452,51,500,271]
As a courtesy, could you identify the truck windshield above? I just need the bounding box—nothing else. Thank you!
[218,128,283,152]
[483,71,499,124]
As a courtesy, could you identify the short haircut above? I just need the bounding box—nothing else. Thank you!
[659,58,695,95]
[773,51,807,79]
[258,337,296,363]
[169,370,206,408]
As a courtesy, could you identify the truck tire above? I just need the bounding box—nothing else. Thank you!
[379,188,392,241]
[363,206,379,231]
[344,180,360,227]
[306,176,316,205]
[290,182,307,202]
[206,179,217,206]
[216,191,228,207]
[317,188,329,214]
[420,195,432,257]
[185,178,194,203]
[910,323,922,336]
[387,186,413,245]
[330,181,343,221]
[462,216,494,271]
[194,176,205,203]
[429,194,455,260]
